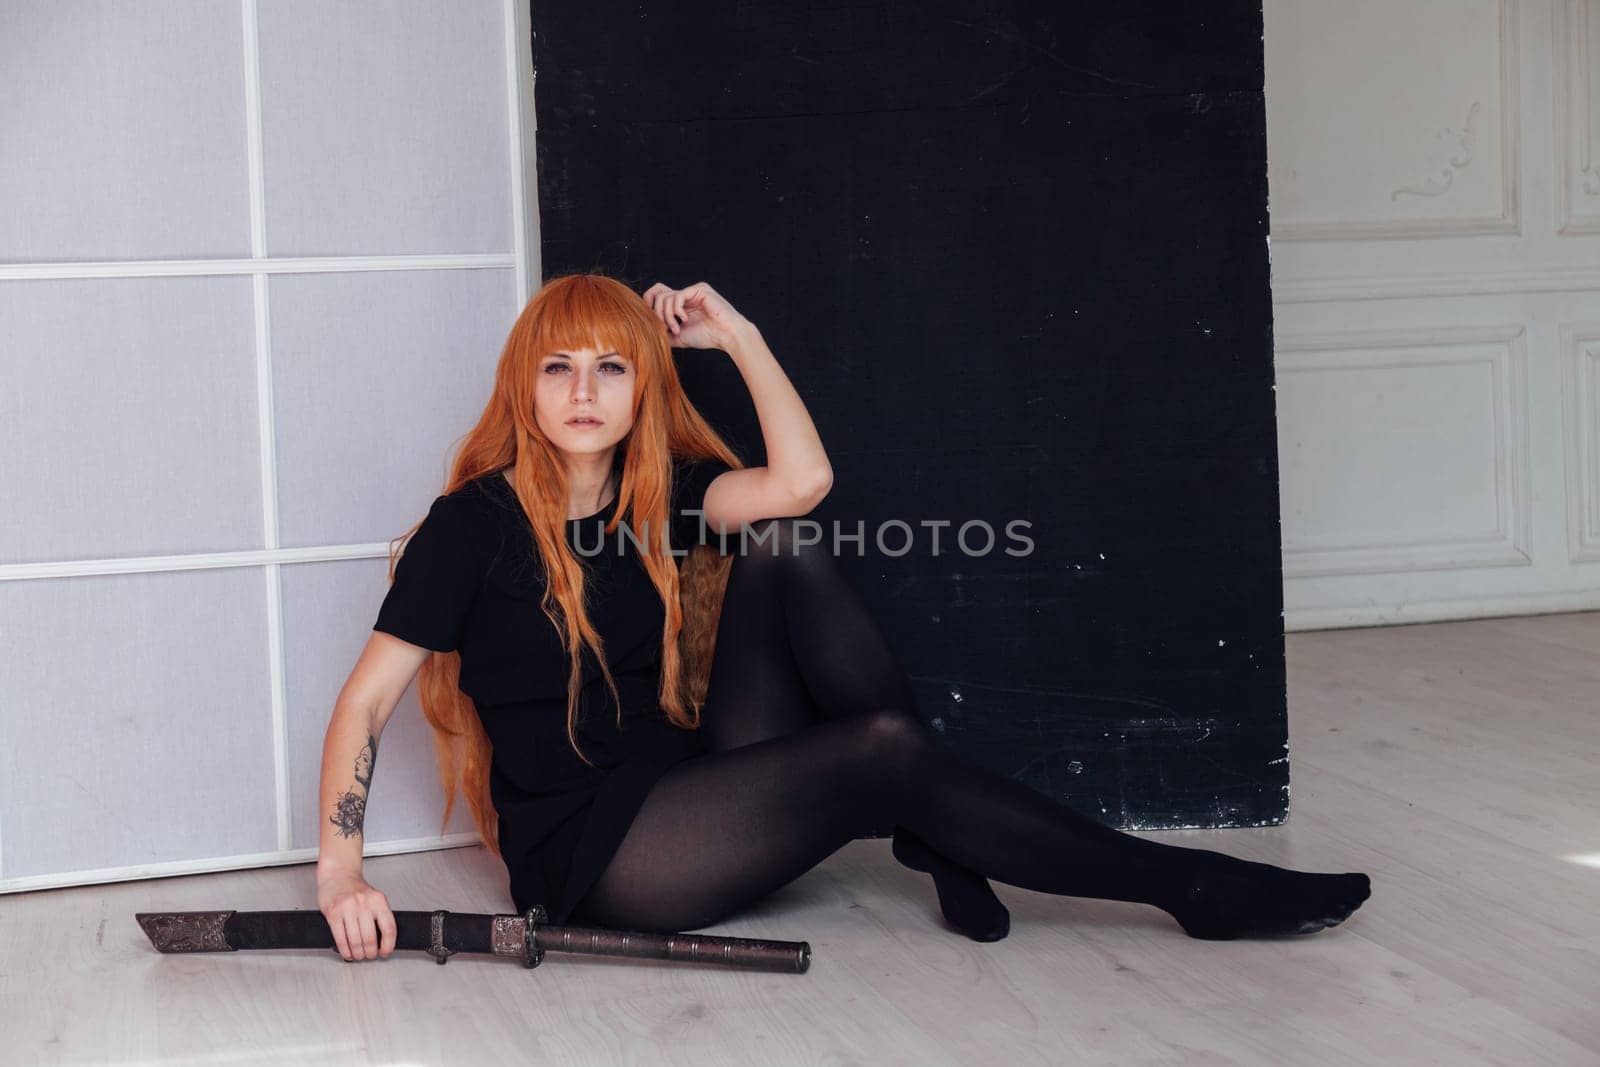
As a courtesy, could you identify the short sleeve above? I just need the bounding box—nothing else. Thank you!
[373,495,481,653]
[669,457,734,550]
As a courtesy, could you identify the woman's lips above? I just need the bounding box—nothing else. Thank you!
[566,418,603,429]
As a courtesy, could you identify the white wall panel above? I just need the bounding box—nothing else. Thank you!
[0,568,277,877]
[256,0,512,257]
[1561,324,1600,561]
[0,276,263,564]
[1283,356,1496,543]
[1556,0,1600,234]
[1276,327,1530,577]
[269,268,510,547]
[280,558,478,851]
[0,1,251,263]
[1265,0,1516,240]
[1267,0,1600,627]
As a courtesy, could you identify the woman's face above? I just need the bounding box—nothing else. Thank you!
[533,345,636,458]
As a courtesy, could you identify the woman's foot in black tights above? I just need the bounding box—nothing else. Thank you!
[1152,852,1371,940]
[891,828,1011,942]
[902,823,1367,942]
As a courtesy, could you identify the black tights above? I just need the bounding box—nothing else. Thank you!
[574,519,1370,938]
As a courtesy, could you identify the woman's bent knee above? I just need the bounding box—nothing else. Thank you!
[858,706,934,769]
[735,516,832,569]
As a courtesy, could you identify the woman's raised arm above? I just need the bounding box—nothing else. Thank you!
[644,281,834,531]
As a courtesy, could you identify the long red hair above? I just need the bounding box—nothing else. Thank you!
[384,273,743,857]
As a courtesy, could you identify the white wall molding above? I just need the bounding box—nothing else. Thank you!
[1555,0,1600,235]
[1272,265,1600,304]
[1286,584,1600,630]
[1276,325,1531,578]
[1561,323,1600,561]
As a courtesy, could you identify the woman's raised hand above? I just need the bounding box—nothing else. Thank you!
[317,869,397,961]
[642,281,753,351]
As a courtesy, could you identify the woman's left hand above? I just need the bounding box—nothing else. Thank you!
[642,281,753,351]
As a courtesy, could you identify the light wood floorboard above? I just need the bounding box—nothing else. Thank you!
[2,611,1596,1065]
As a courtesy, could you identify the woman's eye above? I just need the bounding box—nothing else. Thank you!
[543,362,625,375]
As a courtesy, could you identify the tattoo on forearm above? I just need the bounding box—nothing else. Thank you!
[353,732,376,790]
[330,732,379,839]
[331,790,366,839]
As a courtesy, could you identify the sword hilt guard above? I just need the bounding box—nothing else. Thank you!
[485,905,548,967]
[473,906,547,967]
[428,910,453,964]
[521,906,547,967]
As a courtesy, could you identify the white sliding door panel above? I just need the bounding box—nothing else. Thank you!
[0,0,537,893]
[269,268,510,547]
[256,0,513,257]
[0,276,263,565]
[0,1,251,263]
[0,568,277,878]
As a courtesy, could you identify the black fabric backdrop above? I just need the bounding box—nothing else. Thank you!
[529,1,1288,829]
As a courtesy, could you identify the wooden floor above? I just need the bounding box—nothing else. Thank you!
[4,612,1598,1065]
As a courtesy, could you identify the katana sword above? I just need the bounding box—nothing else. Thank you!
[136,905,810,973]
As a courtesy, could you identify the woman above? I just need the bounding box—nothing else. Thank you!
[316,274,1370,962]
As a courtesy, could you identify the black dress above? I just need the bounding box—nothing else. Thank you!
[372,454,732,923]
